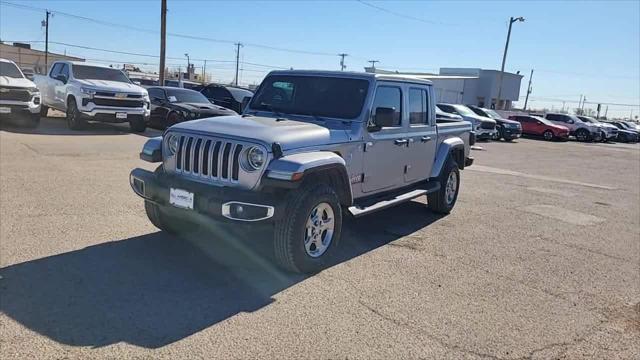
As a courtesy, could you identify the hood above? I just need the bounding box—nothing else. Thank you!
[170,115,345,151]
[0,76,36,88]
[75,79,146,95]
[461,114,496,125]
[600,123,617,130]
[495,117,519,125]
[173,102,237,115]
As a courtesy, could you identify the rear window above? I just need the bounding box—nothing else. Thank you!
[251,75,369,120]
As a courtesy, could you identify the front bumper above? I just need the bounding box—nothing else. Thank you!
[0,99,41,116]
[475,128,497,140]
[130,168,284,223]
[501,126,522,139]
[79,98,150,123]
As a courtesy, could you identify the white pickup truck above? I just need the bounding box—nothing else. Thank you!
[0,58,41,128]
[34,61,150,132]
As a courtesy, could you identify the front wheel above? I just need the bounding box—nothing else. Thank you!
[274,183,342,273]
[66,98,86,130]
[427,157,460,214]
[543,130,554,141]
[129,117,147,133]
[40,105,49,118]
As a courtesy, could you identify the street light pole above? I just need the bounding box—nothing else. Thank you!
[496,16,524,110]
[523,69,534,111]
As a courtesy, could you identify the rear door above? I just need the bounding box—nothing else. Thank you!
[404,86,437,183]
[362,83,408,193]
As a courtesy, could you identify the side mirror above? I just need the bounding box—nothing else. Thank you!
[536,121,542,125]
[55,74,68,84]
[567,119,574,124]
[369,107,397,131]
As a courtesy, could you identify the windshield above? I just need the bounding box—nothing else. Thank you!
[165,88,210,103]
[483,109,503,119]
[0,62,24,78]
[452,105,477,117]
[623,121,639,128]
[227,87,254,102]
[579,116,597,123]
[250,75,369,120]
[73,65,131,83]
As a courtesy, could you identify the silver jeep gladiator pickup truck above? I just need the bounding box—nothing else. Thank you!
[130,70,474,273]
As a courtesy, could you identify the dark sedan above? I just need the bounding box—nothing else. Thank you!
[200,84,254,114]
[467,105,522,141]
[147,87,237,129]
[607,121,640,143]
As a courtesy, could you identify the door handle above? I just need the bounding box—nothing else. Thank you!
[394,139,408,146]
[421,136,432,142]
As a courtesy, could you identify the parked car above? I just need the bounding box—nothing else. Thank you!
[436,103,497,140]
[163,79,201,90]
[147,86,237,129]
[621,121,640,132]
[20,67,35,81]
[508,114,569,141]
[543,113,601,142]
[577,116,618,142]
[607,121,640,143]
[0,58,41,128]
[199,84,254,113]
[467,105,522,141]
[34,61,150,131]
[130,70,475,273]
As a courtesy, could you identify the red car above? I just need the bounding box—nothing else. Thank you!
[509,115,569,141]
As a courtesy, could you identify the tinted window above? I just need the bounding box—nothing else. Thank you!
[409,88,427,125]
[546,114,561,122]
[371,86,402,126]
[59,64,69,79]
[148,88,165,100]
[437,104,456,114]
[165,88,210,103]
[49,63,63,78]
[72,65,130,83]
[251,75,369,120]
[227,87,253,102]
[204,86,230,100]
[0,62,23,78]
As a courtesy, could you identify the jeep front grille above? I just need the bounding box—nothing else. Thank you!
[174,134,244,182]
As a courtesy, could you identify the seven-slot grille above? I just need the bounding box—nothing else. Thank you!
[0,88,31,102]
[174,135,244,182]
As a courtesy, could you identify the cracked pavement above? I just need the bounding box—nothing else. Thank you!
[1,118,639,359]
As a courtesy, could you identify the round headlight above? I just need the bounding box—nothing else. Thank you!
[167,134,180,155]
[245,147,265,171]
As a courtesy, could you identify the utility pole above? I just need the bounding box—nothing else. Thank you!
[523,69,533,111]
[339,53,348,71]
[203,59,207,83]
[159,0,167,86]
[578,95,583,113]
[234,43,243,86]
[581,96,587,113]
[184,53,190,80]
[44,10,51,71]
[604,105,608,119]
[368,60,379,72]
[496,16,525,110]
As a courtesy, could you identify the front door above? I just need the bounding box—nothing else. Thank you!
[404,87,437,183]
[362,84,408,193]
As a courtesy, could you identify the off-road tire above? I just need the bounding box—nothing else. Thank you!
[40,105,49,118]
[273,183,343,273]
[427,157,460,214]
[129,117,147,133]
[66,98,86,130]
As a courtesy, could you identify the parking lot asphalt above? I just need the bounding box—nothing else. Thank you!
[1,117,639,359]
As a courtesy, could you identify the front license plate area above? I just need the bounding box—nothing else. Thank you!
[169,188,194,210]
[116,112,128,119]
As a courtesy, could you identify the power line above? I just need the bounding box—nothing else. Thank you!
[356,0,458,26]
[0,0,339,57]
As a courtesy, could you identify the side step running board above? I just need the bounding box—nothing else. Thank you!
[348,183,440,217]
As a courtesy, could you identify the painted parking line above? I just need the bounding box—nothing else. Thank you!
[519,204,605,226]
[467,165,617,190]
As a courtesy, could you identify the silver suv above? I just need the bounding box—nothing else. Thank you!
[544,113,601,142]
[130,71,474,273]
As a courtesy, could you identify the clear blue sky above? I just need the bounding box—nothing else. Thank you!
[1,0,638,118]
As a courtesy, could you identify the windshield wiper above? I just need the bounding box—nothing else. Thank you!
[259,102,286,117]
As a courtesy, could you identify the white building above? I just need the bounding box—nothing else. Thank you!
[365,67,523,110]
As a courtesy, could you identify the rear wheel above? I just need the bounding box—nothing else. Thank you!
[165,111,182,128]
[273,183,342,273]
[66,98,86,130]
[427,157,460,214]
[543,130,554,141]
[575,128,590,142]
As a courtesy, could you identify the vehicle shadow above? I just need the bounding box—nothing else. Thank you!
[0,200,444,349]
[0,116,162,138]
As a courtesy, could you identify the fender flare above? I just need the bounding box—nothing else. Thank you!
[430,137,465,179]
[265,151,353,206]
